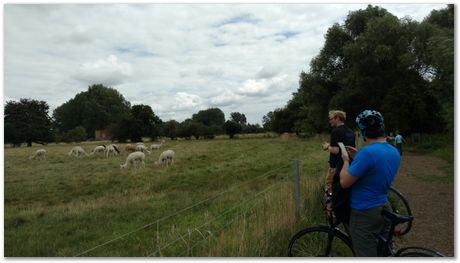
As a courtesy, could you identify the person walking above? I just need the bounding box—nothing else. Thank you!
[321,110,355,223]
[394,132,406,155]
[339,110,401,257]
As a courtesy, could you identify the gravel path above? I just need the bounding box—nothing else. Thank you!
[392,154,454,257]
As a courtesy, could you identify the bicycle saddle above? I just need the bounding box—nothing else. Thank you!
[382,209,413,225]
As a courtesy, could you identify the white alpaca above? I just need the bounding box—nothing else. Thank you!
[105,144,119,157]
[155,150,175,167]
[136,144,151,154]
[90,145,106,156]
[120,152,145,169]
[68,146,89,158]
[150,141,164,150]
[30,149,46,160]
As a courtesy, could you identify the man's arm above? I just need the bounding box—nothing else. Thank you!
[340,158,358,188]
[322,142,340,154]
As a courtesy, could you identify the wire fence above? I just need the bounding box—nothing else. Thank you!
[75,162,294,257]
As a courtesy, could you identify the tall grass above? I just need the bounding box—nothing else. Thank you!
[4,137,327,256]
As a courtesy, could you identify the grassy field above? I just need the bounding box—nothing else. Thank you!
[4,137,328,257]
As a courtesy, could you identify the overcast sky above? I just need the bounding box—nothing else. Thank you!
[3,3,447,124]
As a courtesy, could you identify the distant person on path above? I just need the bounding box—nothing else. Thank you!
[339,110,401,257]
[394,132,406,155]
[321,110,355,224]
[386,132,395,146]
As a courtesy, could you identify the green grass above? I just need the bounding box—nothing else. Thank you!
[4,137,328,257]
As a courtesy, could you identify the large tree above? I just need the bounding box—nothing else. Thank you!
[230,112,247,125]
[192,108,225,127]
[223,120,242,139]
[266,4,450,135]
[422,5,454,132]
[131,104,162,140]
[5,99,53,146]
[53,84,131,138]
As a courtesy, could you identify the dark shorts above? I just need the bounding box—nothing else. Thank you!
[396,143,402,155]
[349,202,392,257]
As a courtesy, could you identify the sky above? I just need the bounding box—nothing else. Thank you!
[3,3,448,125]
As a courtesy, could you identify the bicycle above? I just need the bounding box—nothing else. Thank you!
[287,188,444,257]
[388,186,412,236]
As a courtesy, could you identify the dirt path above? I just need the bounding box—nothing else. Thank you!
[392,154,454,257]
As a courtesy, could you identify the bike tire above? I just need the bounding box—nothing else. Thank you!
[288,225,354,257]
[396,246,445,257]
[388,186,412,235]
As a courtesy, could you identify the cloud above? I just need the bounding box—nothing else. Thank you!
[54,24,92,45]
[256,65,280,79]
[172,92,204,111]
[73,55,133,86]
[217,13,261,27]
[4,4,447,125]
[209,89,242,107]
[197,67,224,78]
[236,74,289,97]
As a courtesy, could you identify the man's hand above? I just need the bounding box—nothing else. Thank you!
[345,146,358,159]
[322,142,330,151]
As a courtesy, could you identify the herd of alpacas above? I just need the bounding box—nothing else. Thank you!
[29,140,174,170]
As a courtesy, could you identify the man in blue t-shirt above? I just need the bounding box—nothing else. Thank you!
[338,110,401,257]
[394,132,406,156]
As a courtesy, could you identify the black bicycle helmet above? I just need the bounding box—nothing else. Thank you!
[355,110,384,131]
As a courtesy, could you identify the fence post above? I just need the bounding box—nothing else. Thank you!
[292,159,301,220]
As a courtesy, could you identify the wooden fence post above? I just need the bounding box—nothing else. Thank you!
[292,159,301,220]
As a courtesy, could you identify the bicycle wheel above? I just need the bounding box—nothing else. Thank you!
[388,186,412,235]
[288,225,354,257]
[396,246,445,257]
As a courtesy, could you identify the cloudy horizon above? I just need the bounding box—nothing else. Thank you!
[4,3,447,125]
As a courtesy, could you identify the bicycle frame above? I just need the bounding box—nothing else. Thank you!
[323,211,354,256]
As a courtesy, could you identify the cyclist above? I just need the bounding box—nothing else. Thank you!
[321,110,355,224]
[339,110,401,257]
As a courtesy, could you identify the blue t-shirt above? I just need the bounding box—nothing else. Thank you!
[394,135,403,144]
[347,142,401,210]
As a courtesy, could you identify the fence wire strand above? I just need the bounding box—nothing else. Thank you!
[177,195,268,257]
[147,181,284,256]
[74,163,291,257]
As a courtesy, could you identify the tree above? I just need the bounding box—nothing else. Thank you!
[107,113,142,143]
[53,84,131,138]
[230,112,247,125]
[422,5,454,132]
[242,123,264,134]
[269,5,449,135]
[62,126,87,143]
[162,120,180,140]
[131,104,162,140]
[223,121,242,139]
[5,99,53,147]
[177,119,194,140]
[192,108,225,126]
[262,111,275,131]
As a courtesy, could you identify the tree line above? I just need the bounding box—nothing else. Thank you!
[4,85,264,146]
[262,5,453,136]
